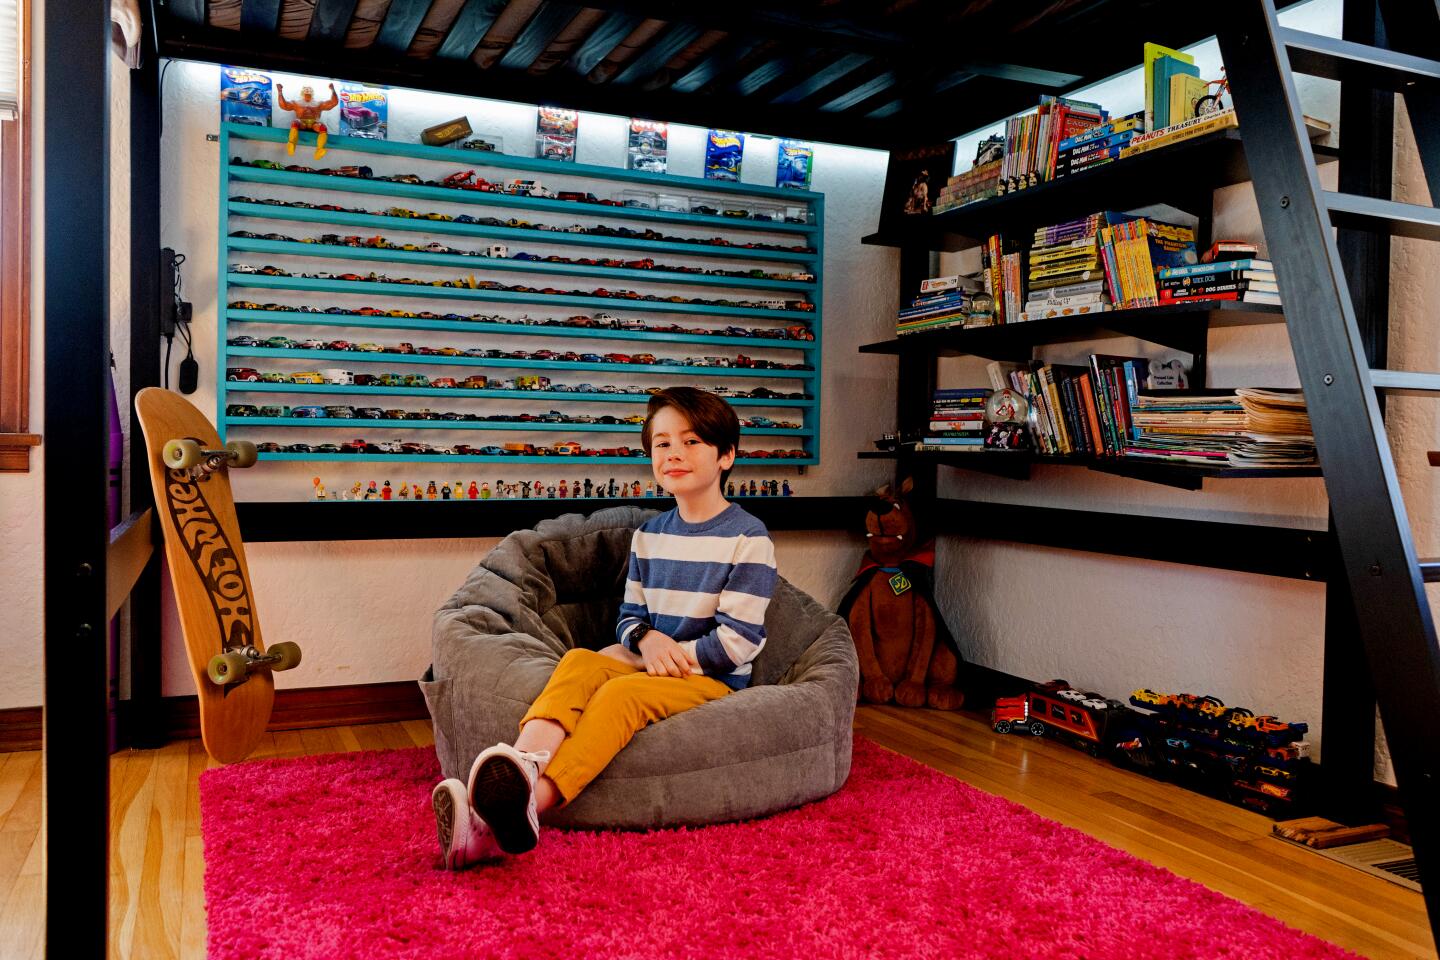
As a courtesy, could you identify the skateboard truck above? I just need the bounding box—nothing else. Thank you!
[208,642,303,686]
[162,438,258,477]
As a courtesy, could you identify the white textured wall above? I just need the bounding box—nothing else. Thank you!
[154,61,894,697]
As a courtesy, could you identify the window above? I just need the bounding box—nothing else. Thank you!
[0,0,33,472]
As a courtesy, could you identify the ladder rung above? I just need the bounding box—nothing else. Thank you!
[1371,369,1440,395]
[1280,28,1440,90]
[1420,560,1440,583]
[1325,193,1440,241]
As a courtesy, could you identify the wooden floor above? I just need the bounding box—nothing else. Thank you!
[0,708,1433,959]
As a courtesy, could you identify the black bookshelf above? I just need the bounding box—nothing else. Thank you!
[860,300,1287,359]
[236,495,871,541]
[862,130,1340,251]
[858,449,1322,491]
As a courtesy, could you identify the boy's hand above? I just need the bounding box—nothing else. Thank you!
[637,630,692,678]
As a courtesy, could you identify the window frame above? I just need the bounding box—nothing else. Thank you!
[0,0,33,472]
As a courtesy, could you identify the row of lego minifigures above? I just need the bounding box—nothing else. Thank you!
[313,477,796,501]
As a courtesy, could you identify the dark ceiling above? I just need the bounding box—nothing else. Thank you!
[154,0,1311,149]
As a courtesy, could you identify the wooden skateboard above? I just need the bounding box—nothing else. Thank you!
[134,387,301,763]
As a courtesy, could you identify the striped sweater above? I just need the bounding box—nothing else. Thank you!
[616,503,777,691]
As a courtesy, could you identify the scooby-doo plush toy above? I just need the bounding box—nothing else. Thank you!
[837,478,965,710]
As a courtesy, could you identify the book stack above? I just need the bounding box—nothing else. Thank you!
[933,159,1002,214]
[1053,113,1144,179]
[1098,217,1198,308]
[1018,213,1116,321]
[1119,108,1239,159]
[915,388,990,452]
[1005,355,1146,456]
[1157,258,1279,306]
[895,275,977,336]
[1124,388,1315,467]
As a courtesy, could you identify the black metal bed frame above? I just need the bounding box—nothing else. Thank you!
[41,0,1426,952]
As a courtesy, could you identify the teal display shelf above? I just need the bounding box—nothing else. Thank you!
[228,202,820,265]
[226,237,816,292]
[225,123,822,206]
[226,273,816,322]
[224,382,815,407]
[219,122,825,468]
[228,166,817,236]
[227,417,814,437]
[224,346,817,380]
[225,309,816,351]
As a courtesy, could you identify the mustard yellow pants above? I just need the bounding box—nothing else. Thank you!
[519,648,732,805]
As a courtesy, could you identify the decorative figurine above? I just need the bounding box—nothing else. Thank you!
[426,480,438,501]
[381,480,392,500]
[559,479,569,499]
[726,480,735,497]
[277,82,340,159]
[312,477,327,501]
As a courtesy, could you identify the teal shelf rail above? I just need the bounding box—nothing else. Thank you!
[225,309,816,350]
[225,346,817,380]
[226,123,823,205]
[225,237,816,292]
[218,122,824,468]
[258,451,816,465]
[227,417,813,437]
[223,382,816,407]
[228,165,818,236]
[227,202,821,265]
[226,273,815,322]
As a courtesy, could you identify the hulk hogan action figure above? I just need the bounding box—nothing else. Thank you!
[276,82,340,159]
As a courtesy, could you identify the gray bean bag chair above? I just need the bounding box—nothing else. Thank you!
[421,505,858,830]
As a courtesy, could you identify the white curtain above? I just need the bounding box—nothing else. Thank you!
[0,0,18,120]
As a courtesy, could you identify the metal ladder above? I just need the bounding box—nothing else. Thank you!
[1214,0,1440,942]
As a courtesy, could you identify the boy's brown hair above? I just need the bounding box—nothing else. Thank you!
[641,386,740,488]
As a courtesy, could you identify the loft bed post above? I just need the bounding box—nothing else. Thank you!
[42,0,112,950]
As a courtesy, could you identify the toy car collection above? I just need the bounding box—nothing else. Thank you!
[990,679,1313,815]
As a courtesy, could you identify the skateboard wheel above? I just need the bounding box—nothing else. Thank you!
[163,438,204,470]
[226,440,259,468]
[208,651,249,686]
[267,641,302,672]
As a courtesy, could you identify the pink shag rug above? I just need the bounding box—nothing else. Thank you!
[199,736,1355,960]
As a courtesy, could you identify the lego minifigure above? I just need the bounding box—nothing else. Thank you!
[312,477,327,501]
[426,480,439,501]
[559,479,569,499]
[381,480,392,501]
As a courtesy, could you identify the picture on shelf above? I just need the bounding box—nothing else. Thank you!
[704,130,745,181]
[878,141,956,232]
[219,67,272,127]
[535,107,578,161]
[337,84,387,140]
[777,140,814,190]
[627,120,668,173]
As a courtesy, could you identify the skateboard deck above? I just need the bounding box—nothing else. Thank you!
[135,387,274,763]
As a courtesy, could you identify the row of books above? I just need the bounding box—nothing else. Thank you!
[918,388,989,451]
[1127,388,1314,466]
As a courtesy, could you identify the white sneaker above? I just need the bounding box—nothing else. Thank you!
[466,744,551,855]
[431,778,503,870]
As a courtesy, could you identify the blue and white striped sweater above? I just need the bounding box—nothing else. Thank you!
[615,503,777,690]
